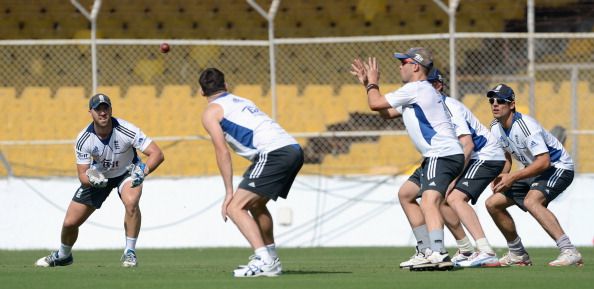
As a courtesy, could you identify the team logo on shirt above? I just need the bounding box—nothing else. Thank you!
[242,106,260,114]
[92,146,99,156]
[102,159,119,169]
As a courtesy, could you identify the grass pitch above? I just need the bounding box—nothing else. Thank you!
[1,247,592,289]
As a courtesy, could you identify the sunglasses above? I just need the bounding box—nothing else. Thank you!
[488,98,512,105]
[401,59,417,66]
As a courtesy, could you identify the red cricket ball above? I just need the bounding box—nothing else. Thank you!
[160,42,170,53]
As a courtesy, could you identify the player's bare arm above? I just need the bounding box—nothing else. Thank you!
[362,57,391,111]
[202,104,234,222]
[139,142,165,175]
[76,163,92,187]
[459,134,474,167]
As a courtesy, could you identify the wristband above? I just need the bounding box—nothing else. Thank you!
[366,83,379,93]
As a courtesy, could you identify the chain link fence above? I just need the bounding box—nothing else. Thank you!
[1,34,593,176]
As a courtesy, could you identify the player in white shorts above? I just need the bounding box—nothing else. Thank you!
[200,68,304,277]
[485,83,583,267]
[397,68,506,268]
[351,47,464,271]
[35,93,164,268]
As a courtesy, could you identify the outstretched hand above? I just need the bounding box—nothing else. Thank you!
[364,57,380,85]
[350,58,368,85]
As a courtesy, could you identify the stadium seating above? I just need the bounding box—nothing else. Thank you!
[0,0,539,40]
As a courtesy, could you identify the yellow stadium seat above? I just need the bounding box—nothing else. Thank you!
[96,86,122,99]
[340,84,367,112]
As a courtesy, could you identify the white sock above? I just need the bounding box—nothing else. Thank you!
[476,238,495,254]
[125,237,137,253]
[58,243,72,259]
[255,247,273,264]
[456,236,474,253]
[266,243,278,259]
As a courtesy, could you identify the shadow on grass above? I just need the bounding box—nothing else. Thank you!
[283,270,352,275]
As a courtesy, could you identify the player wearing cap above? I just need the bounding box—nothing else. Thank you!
[35,93,165,268]
[485,84,583,267]
[428,69,505,267]
[351,48,464,271]
[200,68,304,277]
[395,69,505,268]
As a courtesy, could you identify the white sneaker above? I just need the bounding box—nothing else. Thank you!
[548,249,584,267]
[399,247,428,269]
[237,255,282,272]
[456,251,500,268]
[233,256,281,277]
[451,250,474,266]
[410,250,453,271]
[121,249,138,267]
[499,251,532,267]
[35,251,73,267]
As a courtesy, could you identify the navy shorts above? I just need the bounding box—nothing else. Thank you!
[72,171,131,209]
[238,144,304,201]
[418,154,465,196]
[503,167,574,211]
[454,159,506,205]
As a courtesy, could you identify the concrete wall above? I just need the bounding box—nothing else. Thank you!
[1,175,593,250]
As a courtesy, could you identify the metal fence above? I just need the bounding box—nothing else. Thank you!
[1,33,593,176]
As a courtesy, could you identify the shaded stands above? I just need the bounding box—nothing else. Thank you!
[0,0,536,40]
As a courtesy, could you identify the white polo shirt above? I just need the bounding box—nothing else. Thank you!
[385,81,463,157]
[490,112,574,170]
[443,95,505,161]
[75,118,152,178]
[211,93,297,161]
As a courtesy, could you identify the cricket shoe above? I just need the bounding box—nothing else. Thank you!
[548,249,583,267]
[455,251,500,268]
[237,255,282,272]
[233,256,281,277]
[410,250,454,271]
[499,251,532,267]
[121,249,138,267]
[399,246,428,269]
[451,250,474,267]
[35,251,73,267]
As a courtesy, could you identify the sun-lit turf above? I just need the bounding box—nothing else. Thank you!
[0,247,592,289]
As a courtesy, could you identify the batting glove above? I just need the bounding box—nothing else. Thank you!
[127,162,146,188]
[86,167,108,188]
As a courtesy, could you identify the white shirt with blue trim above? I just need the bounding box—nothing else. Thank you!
[75,117,152,178]
[212,93,297,161]
[490,112,574,170]
[385,81,463,157]
[443,96,505,161]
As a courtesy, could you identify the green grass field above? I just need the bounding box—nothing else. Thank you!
[1,247,592,289]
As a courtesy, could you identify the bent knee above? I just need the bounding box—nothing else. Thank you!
[523,197,546,212]
[446,191,468,205]
[485,195,505,212]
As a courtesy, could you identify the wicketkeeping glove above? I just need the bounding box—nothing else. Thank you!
[86,167,108,188]
[127,162,146,188]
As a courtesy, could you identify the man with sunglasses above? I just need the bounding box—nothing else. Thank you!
[35,93,165,268]
[396,68,506,268]
[351,48,464,271]
[485,84,583,267]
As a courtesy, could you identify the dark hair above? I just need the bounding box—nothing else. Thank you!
[199,68,226,96]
